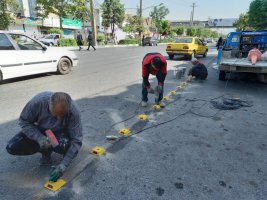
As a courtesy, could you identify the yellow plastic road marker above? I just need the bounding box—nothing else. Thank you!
[170,90,177,95]
[152,104,161,110]
[181,82,187,86]
[119,128,131,136]
[44,179,66,192]
[138,114,149,121]
[176,86,182,90]
[163,96,169,101]
[90,146,106,156]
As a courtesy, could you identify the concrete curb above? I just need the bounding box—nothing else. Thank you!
[61,43,168,51]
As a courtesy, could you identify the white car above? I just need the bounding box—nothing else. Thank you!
[0,31,78,82]
[39,34,61,46]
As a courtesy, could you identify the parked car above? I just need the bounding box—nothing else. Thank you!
[39,34,61,46]
[166,37,208,60]
[0,31,78,82]
[143,37,158,46]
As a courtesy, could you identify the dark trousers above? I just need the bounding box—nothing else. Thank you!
[6,132,70,156]
[142,82,163,103]
[87,42,96,50]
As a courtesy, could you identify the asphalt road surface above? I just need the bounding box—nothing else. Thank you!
[0,44,266,200]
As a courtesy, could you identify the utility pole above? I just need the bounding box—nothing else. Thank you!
[190,3,197,26]
[89,0,97,46]
[139,0,143,45]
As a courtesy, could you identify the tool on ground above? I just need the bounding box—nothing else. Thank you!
[45,129,59,148]
[106,135,119,140]
[44,178,66,192]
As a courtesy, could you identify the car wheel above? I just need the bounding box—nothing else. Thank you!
[0,70,2,84]
[169,55,174,60]
[156,43,158,46]
[149,43,152,46]
[219,70,226,80]
[203,50,208,58]
[50,42,53,46]
[57,57,72,75]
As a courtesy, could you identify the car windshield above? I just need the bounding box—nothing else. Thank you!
[45,35,54,39]
[145,37,151,39]
[175,38,193,43]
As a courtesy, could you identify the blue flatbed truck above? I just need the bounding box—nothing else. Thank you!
[218,31,267,82]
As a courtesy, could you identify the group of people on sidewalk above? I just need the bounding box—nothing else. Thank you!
[76,31,96,51]
[5,51,207,182]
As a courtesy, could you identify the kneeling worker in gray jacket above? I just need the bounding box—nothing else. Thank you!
[6,92,82,182]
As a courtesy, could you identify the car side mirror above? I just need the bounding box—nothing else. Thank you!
[42,45,47,51]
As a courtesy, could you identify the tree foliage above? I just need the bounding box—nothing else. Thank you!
[0,0,20,30]
[149,5,169,32]
[159,20,170,36]
[248,0,267,30]
[101,0,125,35]
[36,0,72,28]
[186,27,197,36]
[233,13,251,31]
[122,13,144,35]
[172,26,184,36]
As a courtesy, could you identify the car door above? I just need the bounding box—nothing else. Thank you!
[9,33,55,76]
[194,38,202,55]
[0,33,27,80]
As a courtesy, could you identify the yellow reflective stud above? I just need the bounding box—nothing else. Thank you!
[170,90,177,95]
[176,86,182,90]
[181,82,187,86]
[138,114,149,121]
[44,179,66,192]
[152,104,161,110]
[119,128,131,136]
[163,96,169,101]
[90,146,106,156]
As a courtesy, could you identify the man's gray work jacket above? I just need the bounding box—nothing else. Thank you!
[19,91,82,167]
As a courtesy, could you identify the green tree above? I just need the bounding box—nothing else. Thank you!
[196,27,204,37]
[248,0,267,29]
[172,26,184,36]
[101,0,125,37]
[186,27,196,36]
[149,5,169,34]
[0,0,20,30]
[233,13,250,31]
[36,0,76,29]
[159,20,170,36]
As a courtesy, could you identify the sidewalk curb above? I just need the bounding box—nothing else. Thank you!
[62,43,168,51]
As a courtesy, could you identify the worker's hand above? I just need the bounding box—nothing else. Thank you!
[147,88,155,94]
[38,136,52,151]
[155,85,163,94]
[49,163,67,182]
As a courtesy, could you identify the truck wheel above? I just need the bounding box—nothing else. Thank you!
[169,55,174,60]
[203,50,207,58]
[219,70,226,80]
[57,58,72,75]
[0,71,3,84]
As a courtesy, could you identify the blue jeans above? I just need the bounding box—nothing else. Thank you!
[6,132,70,155]
[142,82,163,103]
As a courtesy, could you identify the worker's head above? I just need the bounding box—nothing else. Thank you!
[49,92,71,119]
[191,57,199,65]
[151,56,163,71]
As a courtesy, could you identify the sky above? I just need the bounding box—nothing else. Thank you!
[97,0,253,20]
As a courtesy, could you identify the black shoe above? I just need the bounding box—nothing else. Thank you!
[87,49,89,51]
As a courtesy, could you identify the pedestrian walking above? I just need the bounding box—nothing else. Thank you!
[141,53,167,107]
[76,31,83,51]
[6,92,83,182]
[216,36,223,50]
[188,58,208,80]
[87,31,96,51]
